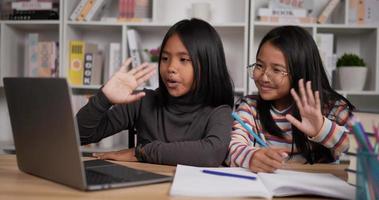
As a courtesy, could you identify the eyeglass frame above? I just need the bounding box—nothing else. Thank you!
[247,63,289,82]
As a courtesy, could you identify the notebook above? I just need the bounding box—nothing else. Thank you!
[3,77,172,191]
[170,165,355,199]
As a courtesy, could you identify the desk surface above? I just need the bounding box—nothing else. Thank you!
[0,154,348,200]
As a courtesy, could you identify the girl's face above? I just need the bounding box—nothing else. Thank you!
[254,42,292,110]
[160,34,194,97]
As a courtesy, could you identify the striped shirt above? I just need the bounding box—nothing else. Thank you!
[226,95,351,168]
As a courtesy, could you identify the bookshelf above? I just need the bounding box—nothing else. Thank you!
[249,0,379,111]
[0,0,378,147]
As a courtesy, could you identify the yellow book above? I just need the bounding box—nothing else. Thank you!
[77,0,96,21]
[69,40,85,85]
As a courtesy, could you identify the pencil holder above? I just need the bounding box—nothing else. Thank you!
[356,150,379,200]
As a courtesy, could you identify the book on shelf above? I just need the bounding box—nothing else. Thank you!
[104,43,121,82]
[350,0,379,25]
[24,33,58,77]
[258,8,308,17]
[317,0,340,24]
[127,29,142,68]
[68,40,85,85]
[69,0,88,21]
[11,0,53,11]
[37,41,57,77]
[77,0,95,21]
[316,33,336,84]
[9,10,58,20]
[83,43,103,85]
[259,15,317,24]
[84,0,109,21]
[170,165,354,199]
[118,0,152,22]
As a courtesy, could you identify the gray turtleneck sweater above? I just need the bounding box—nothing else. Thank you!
[76,89,233,167]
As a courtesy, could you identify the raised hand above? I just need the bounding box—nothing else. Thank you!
[285,79,324,137]
[102,58,157,104]
[249,148,288,173]
[93,148,137,162]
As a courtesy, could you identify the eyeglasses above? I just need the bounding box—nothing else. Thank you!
[247,63,289,83]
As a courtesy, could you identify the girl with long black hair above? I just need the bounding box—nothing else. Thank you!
[227,25,354,172]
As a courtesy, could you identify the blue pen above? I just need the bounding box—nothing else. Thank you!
[202,169,256,180]
[232,112,268,147]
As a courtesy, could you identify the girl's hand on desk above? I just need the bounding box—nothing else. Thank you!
[102,58,157,104]
[250,148,288,173]
[92,148,138,162]
[285,79,324,138]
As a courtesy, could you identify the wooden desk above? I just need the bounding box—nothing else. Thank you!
[0,155,348,200]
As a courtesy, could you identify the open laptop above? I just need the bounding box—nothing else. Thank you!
[3,77,172,191]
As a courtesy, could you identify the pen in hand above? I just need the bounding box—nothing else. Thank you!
[202,169,256,181]
[232,112,268,147]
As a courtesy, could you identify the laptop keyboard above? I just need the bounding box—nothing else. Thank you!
[84,159,170,186]
[86,169,125,185]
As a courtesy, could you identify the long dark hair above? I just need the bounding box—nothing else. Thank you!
[157,18,234,108]
[256,26,355,163]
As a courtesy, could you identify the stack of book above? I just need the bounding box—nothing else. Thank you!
[70,0,110,21]
[349,0,379,25]
[68,40,103,86]
[257,0,316,24]
[9,0,59,20]
[24,33,59,77]
[118,0,152,22]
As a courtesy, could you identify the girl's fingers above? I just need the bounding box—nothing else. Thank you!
[290,88,304,113]
[306,81,316,106]
[315,91,321,111]
[127,92,146,102]
[137,69,156,86]
[255,159,277,173]
[298,79,308,106]
[93,152,116,160]
[119,58,132,73]
[133,63,151,79]
[135,63,156,80]
[128,61,149,75]
[286,114,303,130]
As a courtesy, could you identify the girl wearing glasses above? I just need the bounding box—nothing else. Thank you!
[227,26,354,172]
[77,19,234,166]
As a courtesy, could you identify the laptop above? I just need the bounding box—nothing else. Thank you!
[3,77,172,191]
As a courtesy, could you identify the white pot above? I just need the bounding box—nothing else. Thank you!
[337,67,367,91]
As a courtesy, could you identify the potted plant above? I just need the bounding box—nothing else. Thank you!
[336,53,367,91]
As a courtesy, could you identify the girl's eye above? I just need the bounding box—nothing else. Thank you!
[180,58,191,63]
[160,56,168,62]
[255,64,263,70]
[273,68,286,74]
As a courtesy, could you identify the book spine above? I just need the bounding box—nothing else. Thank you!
[84,0,105,21]
[258,8,307,17]
[83,52,94,85]
[69,40,85,85]
[318,0,341,24]
[259,16,317,24]
[70,0,88,21]
[12,1,53,11]
[37,41,55,77]
[25,33,39,77]
[77,0,95,21]
[108,43,121,79]
[91,52,103,85]
[127,29,142,68]
[9,10,59,20]
[356,0,365,24]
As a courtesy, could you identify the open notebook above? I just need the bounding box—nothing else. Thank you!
[170,165,355,199]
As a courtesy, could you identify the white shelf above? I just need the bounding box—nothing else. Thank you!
[0,0,379,146]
